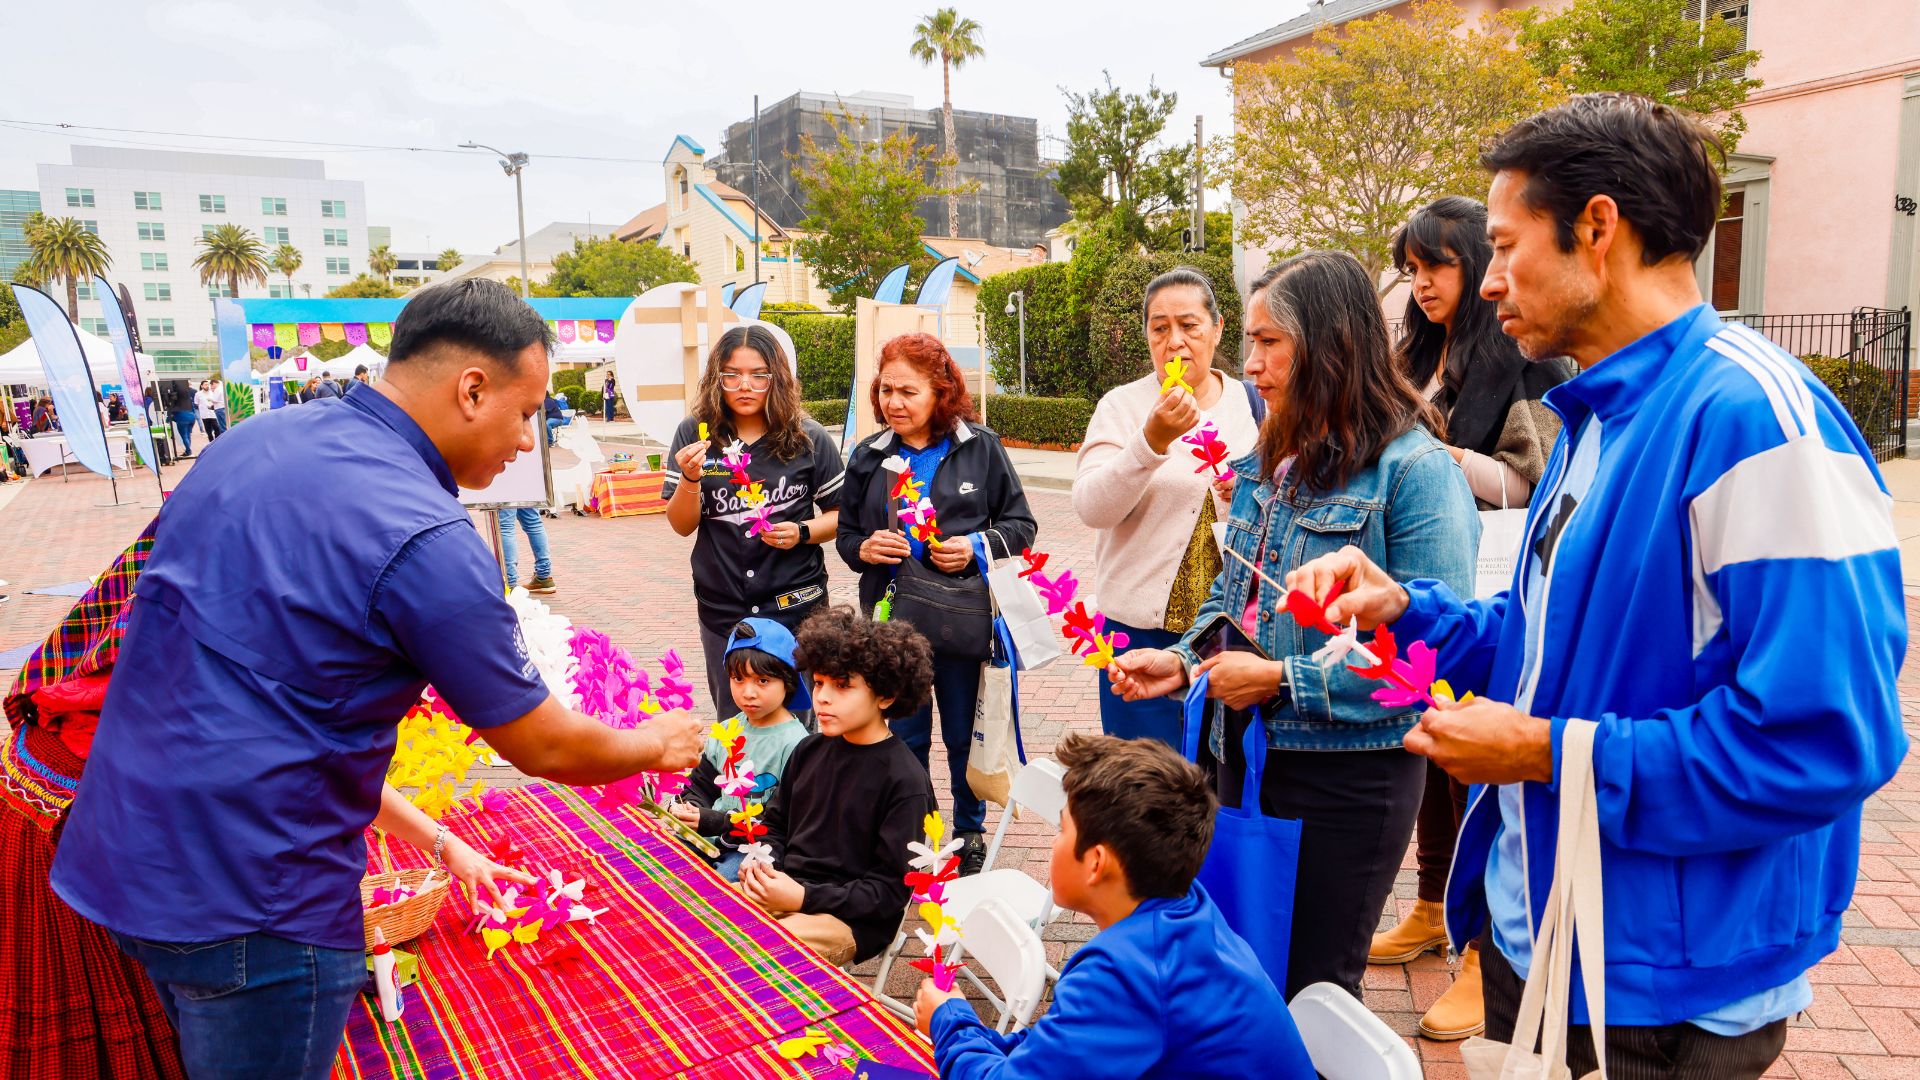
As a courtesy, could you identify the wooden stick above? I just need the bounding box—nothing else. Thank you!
[1222,546,1382,669]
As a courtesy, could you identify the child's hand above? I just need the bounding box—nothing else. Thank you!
[670,803,702,827]
[914,977,966,1036]
[740,861,805,913]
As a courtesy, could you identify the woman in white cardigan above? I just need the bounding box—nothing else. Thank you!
[1072,267,1261,746]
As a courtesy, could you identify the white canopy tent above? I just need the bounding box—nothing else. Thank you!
[265,343,384,382]
[0,325,159,390]
[264,352,321,379]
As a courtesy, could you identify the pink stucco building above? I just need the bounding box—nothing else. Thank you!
[1204,0,1920,321]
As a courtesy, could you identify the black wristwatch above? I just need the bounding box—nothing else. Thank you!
[796,522,812,545]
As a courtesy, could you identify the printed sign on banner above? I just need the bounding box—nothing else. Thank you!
[93,276,160,480]
[9,284,114,479]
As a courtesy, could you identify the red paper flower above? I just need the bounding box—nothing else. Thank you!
[1018,549,1048,579]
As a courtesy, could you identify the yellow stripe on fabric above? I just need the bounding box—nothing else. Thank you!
[490,948,604,1078]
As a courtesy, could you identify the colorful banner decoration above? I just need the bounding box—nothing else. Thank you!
[576,320,594,343]
[251,324,275,348]
[275,323,297,350]
[595,319,614,343]
[369,323,392,347]
[214,298,257,425]
[557,320,577,344]
[345,323,368,346]
[297,323,321,347]
[321,323,346,343]
[10,284,113,479]
[93,276,160,480]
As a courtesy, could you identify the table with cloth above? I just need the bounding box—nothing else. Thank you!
[20,432,132,476]
[331,783,935,1080]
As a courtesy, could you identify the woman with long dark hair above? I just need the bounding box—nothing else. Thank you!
[1368,196,1575,1042]
[664,325,843,716]
[1108,251,1477,999]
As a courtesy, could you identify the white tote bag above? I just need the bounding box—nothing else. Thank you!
[1475,461,1532,599]
[980,540,1063,671]
[967,643,1024,807]
[1461,719,1608,1080]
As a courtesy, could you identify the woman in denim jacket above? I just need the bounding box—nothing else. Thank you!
[1111,251,1478,998]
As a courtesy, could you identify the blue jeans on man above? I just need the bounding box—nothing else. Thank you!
[215,407,229,433]
[891,653,988,834]
[545,414,569,446]
[111,929,365,1080]
[498,507,552,587]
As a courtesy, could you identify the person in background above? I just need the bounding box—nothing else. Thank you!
[1367,195,1576,1042]
[210,378,228,433]
[353,364,371,386]
[1108,252,1477,999]
[95,391,112,433]
[30,396,57,434]
[498,507,557,595]
[665,325,842,718]
[194,381,222,443]
[1288,93,1907,1079]
[836,332,1037,877]
[601,370,617,422]
[167,388,194,457]
[544,389,570,446]
[1074,266,1260,747]
[309,371,340,400]
[107,393,127,424]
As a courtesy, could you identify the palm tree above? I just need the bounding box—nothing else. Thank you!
[436,248,463,274]
[368,244,397,283]
[25,213,112,321]
[910,7,985,239]
[193,224,269,300]
[270,243,303,295]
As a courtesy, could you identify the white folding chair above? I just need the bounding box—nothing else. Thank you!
[1287,982,1422,1080]
[952,897,1049,1033]
[870,758,1068,1000]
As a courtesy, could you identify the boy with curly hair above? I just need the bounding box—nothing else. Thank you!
[739,606,937,965]
[917,733,1314,1078]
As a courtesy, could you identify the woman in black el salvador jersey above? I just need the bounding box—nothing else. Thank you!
[664,325,844,717]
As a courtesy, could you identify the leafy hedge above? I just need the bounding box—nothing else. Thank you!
[551,367,587,391]
[978,263,1091,398]
[763,312,856,400]
[802,399,851,427]
[1088,251,1242,391]
[574,388,606,416]
[983,395,1097,448]
[1804,354,1895,441]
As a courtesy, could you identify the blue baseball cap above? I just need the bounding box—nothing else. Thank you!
[724,617,811,711]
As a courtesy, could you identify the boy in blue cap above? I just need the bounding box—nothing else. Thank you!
[672,618,810,880]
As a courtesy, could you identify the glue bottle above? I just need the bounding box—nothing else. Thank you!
[370,927,403,1023]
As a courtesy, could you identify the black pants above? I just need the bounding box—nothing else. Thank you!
[1415,756,1471,903]
[1482,938,1787,1080]
[1215,708,1425,1000]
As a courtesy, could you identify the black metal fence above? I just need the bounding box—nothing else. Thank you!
[1729,308,1913,462]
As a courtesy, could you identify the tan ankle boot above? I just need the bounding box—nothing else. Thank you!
[1418,946,1486,1041]
[1368,897,1448,965]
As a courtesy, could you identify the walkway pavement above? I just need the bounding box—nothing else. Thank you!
[2,453,1917,1078]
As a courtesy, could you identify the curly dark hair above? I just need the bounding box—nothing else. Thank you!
[792,606,933,720]
[1056,732,1217,899]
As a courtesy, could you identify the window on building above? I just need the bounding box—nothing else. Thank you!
[269,283,294,299]
[140,252,170,271]
[1709,189,1745,312]
[65,187,94,208]
[133,191,162,211]
[263,226,290,245]
[137,221,166,242]
[323,228,348,247]
[144,282,172,302]
[147,318,175,337]
[200,193,227,213]
[326,256,350,275]
[261,196,287,216]
[203,224,221,239]
[80,317,108,335]
[320,199,347,218]
[75,280,95,301]
[676,169,689,211]
[79,220,98,235]
[206,283,234,299]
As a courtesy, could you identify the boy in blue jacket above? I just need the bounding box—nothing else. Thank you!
[915,733,1313,1079]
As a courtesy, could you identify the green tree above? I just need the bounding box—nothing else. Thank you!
[910,7,985,239]
[437,248,463,273]
[0,271,28,353]
[324,274,403,299]
[194,224,269,301]
[1056,73,1192,248]
[25,213,112,321]
[270,243,303,295]
[542,235,699,298]
[368,244,397,283]
[791,110,960,310]
[1220,0,1561,292]
[1515,0,1761,151]
[1145,209,1233,260]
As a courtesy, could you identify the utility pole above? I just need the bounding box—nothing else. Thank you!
[460,142,531,298]
[752,95,762,285]
[1192,116,1206,254]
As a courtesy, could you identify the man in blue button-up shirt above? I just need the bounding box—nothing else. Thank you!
[52,280,705,1080]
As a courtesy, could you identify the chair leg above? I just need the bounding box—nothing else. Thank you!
[870,929,908,997]
[958,965,1009,1032]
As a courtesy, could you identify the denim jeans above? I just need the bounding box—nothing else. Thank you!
[498,507,552,586]
[545,415,569,445]
[215,407,229,433]
[714,847,746,882]
[891,653,987,834]
[1095,620,1184,748]
[602,395,615,422]
[110,929,366,1080]
[173,417,193,455]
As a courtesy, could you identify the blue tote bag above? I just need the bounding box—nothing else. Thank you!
[1183,671,1303,995]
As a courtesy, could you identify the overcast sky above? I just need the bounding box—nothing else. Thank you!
[0,0,1312,255]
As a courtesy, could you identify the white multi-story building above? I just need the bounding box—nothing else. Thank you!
[35,147,368,373]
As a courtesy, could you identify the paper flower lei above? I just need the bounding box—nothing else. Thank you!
[467,867,607,963]
[567,630,696,812]
[1180,419,1229,478]
[904,812,965,991]
[1017,550,1131,670]
[709,714,775,866]
[716,437,777,539]
[882,454,943,549]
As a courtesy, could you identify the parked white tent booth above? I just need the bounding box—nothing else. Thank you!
[0,327,159,390]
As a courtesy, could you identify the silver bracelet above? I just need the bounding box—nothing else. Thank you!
[432,823,448,866]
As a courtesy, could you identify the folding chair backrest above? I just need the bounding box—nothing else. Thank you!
[984,758,1065,869]
[961,897,1049,1033]
[1287,982,1422,1080]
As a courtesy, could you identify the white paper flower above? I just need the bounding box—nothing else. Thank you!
[881,454,909,474]
[723,438,747,458]
[1311,617,1380,670]
[566,904,610,925]
[506,588,582,708]
[915,924,961,951]
[907,837,963,872]
[739,842,776,866]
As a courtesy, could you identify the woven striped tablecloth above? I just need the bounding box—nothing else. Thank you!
[331,784,934,1079]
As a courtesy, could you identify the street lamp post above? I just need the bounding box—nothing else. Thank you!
[459,141,531,298]
[1004,290,1027,395]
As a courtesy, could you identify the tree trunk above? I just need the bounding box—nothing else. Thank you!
[65,275,78,323]
[229,272,239,301]
[943,60,958,239]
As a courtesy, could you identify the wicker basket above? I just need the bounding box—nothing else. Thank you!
[361,868,450,950]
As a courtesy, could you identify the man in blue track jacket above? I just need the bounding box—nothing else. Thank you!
[1288,93,1908,1078]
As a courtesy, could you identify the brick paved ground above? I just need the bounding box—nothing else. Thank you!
[5,462,1919,1077]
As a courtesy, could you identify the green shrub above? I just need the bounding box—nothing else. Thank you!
[575,388,605,416]
[802,398,851,427]
[1803,354,1895,440]
[982,395,1097,448]
[979,262,1092,398]
[763,312,856,399]
[551,367,587,391]
[1088,251,1242,399]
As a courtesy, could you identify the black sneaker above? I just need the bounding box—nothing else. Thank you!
[957,831,987,877]
[527,576,558,595]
